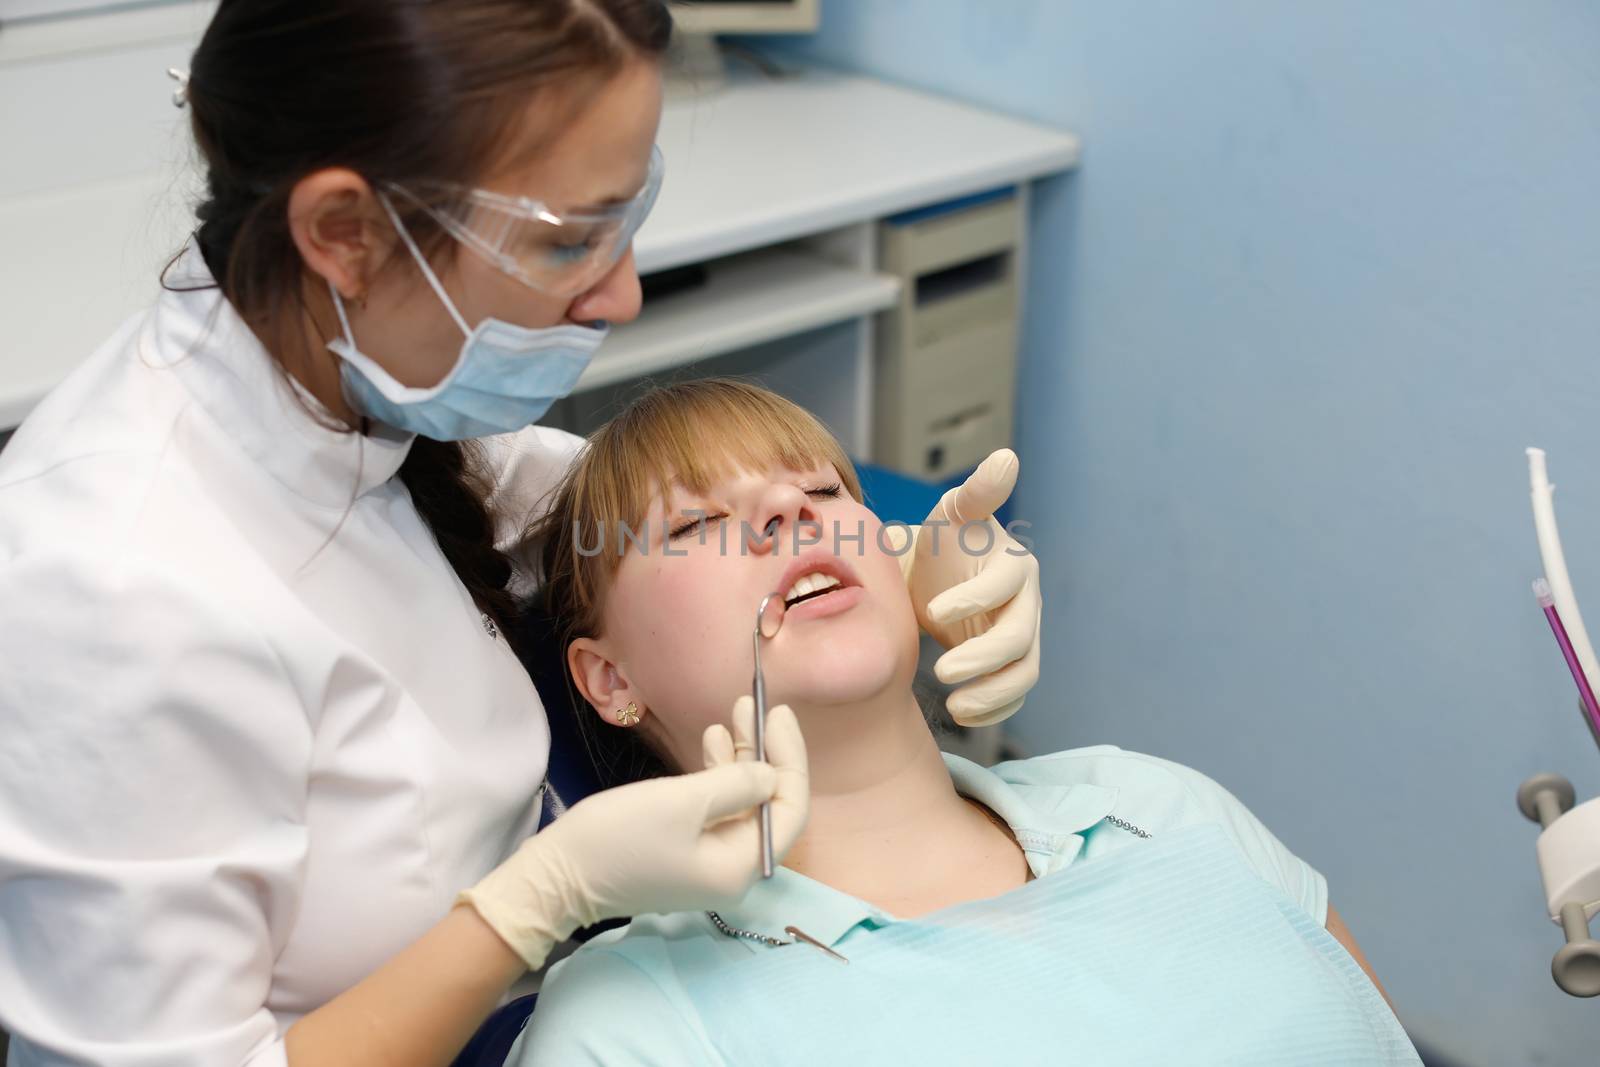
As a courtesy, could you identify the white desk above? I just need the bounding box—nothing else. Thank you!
[637,68,1078,273]
[0,15,1080,443]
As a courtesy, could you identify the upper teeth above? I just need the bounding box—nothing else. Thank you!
[784,571,842,604]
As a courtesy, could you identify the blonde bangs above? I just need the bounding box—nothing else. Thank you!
[584,379,863,541]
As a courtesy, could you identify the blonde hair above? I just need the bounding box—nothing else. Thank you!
[535,378,862,641]
[530,377,863,782]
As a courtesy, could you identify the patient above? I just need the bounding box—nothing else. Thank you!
[509,379,1420,1066]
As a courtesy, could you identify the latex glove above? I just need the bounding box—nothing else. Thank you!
[459,696,809,969]
[886,448,1041,728]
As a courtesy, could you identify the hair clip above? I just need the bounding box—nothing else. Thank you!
[167,67,190,109]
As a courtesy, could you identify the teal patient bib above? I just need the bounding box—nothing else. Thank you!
[683,822,1420,1065]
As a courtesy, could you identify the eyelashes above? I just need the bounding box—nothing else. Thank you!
[667,481,844,540]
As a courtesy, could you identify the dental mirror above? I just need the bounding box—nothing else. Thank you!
[752,591,786,876]
[757,590,787,639]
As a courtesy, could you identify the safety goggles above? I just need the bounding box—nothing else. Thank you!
[382,144,664,298]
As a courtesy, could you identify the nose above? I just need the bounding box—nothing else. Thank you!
[745,480,822,557]
[566,246,643,326]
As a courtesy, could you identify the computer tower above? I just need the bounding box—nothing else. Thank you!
[873,190,1022,480]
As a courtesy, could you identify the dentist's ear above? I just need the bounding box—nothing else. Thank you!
[287,166,391,302]
[568,638,643,727]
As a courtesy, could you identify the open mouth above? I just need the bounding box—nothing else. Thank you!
[771,551,863,622]
[784,576,844,608]
[776,554,863,614]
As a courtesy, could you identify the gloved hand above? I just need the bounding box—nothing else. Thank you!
[459,696,809,969]
[886,448,1041,728]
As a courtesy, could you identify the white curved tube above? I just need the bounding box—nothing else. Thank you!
[1528,448,1600,694]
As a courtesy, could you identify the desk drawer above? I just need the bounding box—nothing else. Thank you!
[883,195,1021,278]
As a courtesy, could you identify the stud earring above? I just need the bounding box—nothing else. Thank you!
[614,701,640,726]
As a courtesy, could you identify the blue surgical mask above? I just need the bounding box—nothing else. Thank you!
[326,193,606,441]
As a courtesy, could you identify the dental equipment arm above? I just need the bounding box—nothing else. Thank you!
[1519,449,1600,997]
[1517,773,1600,997]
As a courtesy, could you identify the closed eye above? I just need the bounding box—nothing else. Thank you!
[668,512,724,540]
[667,482,844,540]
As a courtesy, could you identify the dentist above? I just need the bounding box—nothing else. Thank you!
[0,2,1043,1066]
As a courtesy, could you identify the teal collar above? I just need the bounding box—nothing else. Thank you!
[709,752,1119,949]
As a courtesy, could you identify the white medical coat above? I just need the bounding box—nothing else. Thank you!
[0,243,582,1065]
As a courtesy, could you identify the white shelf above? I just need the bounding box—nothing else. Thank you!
[637,68,1081,274]
[575,246,901,392]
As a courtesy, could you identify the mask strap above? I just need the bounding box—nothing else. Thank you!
[328,280,357,343]
[377,192,472,339]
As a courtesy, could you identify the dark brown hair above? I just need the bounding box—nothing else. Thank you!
[175,0,672,631]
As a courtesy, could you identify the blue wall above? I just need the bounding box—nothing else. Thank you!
[765,2,1600,1062]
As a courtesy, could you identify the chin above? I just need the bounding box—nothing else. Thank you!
[771,629,915,707]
